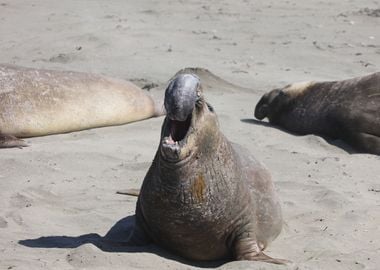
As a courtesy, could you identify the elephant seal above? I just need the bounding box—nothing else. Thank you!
[129,73,286,264]
[254,72,380,155]
[0,64,164,148]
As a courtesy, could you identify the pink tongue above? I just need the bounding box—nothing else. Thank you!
[167,136,175,145]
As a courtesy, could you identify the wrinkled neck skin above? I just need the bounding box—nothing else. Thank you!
[158,132,233,200]
[266,93,293,126]
[157,106,242,204]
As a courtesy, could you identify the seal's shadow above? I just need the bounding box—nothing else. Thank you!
[18,215,225,268]
[241,118,356,154]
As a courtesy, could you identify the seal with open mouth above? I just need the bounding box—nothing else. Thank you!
[130,73,286,264]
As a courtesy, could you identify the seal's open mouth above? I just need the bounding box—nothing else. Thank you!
[163,114,192,146]
[170,116,192,142]
[161,113,194,162]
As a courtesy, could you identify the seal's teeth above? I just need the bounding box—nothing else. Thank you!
[163,136,177,145]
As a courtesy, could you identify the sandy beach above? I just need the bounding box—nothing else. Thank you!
[0,0,379,269]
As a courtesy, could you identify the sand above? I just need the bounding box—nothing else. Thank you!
[0,0,379,269]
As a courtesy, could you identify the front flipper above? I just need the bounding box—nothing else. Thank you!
[233,237,289,265]
[0,133,28,148]
[125,204,153,246]
[126,220,152,246]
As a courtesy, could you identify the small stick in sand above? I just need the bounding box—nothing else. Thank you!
[116,188,140,196]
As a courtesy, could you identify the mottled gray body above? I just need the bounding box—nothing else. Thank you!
[255,73,380,154]
[132,74,284,263]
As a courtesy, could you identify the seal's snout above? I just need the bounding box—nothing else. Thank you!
[254,102,268,120]
[161,73,200,162]
[164,74,200,121]
[254,89,283,120]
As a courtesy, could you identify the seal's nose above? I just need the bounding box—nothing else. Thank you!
[254,102,268,120]
[164,74,199,121]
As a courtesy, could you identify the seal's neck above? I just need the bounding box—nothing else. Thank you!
[282,81,316,98]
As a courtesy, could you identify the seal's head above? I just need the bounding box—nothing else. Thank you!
[254,89,286,121]
[160,73,218,163]
[255,81,315,122]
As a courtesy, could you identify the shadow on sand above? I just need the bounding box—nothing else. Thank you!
[240,118,356,154]
[19,215,226,268]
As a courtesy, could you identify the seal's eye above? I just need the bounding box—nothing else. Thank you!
[206,102,214,112]
[196,96,203,107]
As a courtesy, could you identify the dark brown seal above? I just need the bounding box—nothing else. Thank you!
[254,73,380,155]
[128,73,285,264]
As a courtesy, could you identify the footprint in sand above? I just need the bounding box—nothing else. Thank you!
[66,244,109,268]
[48,53,80,64]
[0,216,8,228]
[10,193,33,208]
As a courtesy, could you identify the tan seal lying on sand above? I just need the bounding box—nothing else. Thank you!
[254,72,380,155]
[125,73,286,264]
[0,64,164,148]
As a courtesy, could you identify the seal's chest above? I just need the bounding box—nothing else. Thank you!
[144,184,231,261]
[184,173,208,204]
